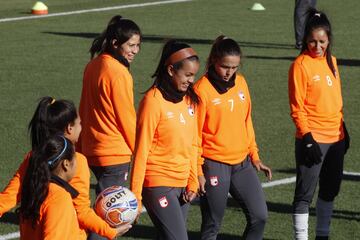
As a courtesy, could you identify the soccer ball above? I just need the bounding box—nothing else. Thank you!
[94,186,138,227]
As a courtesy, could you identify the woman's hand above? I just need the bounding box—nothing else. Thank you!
[182,190,197,203]
[115,223,132,237]
[253,160,272,181]
[198,175,206,196]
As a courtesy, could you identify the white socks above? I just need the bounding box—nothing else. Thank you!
[293,213,309,240]
[316,198,333,237]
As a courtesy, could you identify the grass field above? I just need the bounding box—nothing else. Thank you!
[0,0,359,239]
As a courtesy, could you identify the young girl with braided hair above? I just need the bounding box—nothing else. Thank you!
[19,135,79,239]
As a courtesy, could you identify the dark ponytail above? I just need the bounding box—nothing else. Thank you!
[150,39,199,106]
[301,8,336,77]
[206,35,242,70]
[19,136,74,226]
[89,15,142,59]
[28,97,77,150]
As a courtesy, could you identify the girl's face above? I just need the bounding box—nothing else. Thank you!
[214,55,240,81]
[65,116,82,144]
[169,59,200,92]
[306,28,329,58]
[117,34,141,63]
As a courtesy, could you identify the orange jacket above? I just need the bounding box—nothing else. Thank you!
[20,182,81,240]
[288,51,344,143]
[79,53,136,166]
[194,74,260,176]
[130,87,198,207]
[0,152,117,240]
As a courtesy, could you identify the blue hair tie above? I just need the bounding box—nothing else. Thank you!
[48,136,68,167]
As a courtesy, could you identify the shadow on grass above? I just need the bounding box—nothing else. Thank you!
[124,223,276,239]
[223,199,360,222]
[0,212,19,225]
[246,55,360,66]
[42,31,294,50]
[276,168,360,181]
[43,31,360,66]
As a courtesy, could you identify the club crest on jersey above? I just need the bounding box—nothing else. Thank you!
[159,196,168,208]
[166,111,174,119]
[210,176,219,186]
[212,98,221,105]
[188,106,194,116]
[238,91,245,101]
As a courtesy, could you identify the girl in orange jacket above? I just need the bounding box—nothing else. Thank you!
[131,40,199,240]
[78,16,141,239]
[19,135,79,239]
[288,9,349,240]
[195,36,272,240]
[0,97,130,239]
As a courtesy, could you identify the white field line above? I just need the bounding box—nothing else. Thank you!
[0,171,358,239]
[262,176,296,188]
[343,170,360,176]
[0,0,192,23]
[0,232,19,240]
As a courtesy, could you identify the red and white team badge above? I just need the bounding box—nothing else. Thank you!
[238,91,245,101]
[159,196,169,208]
[188,106,194,116]
[210,176,219,186]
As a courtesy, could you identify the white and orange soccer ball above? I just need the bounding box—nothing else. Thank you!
[94,186,138,227]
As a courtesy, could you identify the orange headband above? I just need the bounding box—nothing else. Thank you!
[165,48,197,66]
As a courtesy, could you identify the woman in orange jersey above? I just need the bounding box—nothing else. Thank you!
[78,16,141,239]
[131,40,199,240]
[194,36,272,240]
[0,97,130,239]
[19,135,79,239]
[288,9,350,240]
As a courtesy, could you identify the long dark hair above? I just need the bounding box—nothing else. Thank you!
[301,8,336,76]
[150,39,199,105]
[19,135,74,226]
[28,96,77,150]
[206,35,242,70]
[89,15,142,59]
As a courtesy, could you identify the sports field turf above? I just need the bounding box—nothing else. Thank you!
[0,0,359,239]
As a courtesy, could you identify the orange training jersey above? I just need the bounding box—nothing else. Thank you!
[0,152,117,240]
[20,183,81,240]
[288,51,344,143]
[194,74,260,176]
[130,87,198,206]
[79,53,136,166]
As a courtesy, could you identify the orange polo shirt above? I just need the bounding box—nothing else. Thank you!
[130,87,198,207]
[20,182,81,240]
[194,74,260,176]
[0,152,117,240]
[79,53,136,166]
[288,51,344,143]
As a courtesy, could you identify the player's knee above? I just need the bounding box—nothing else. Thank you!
[318,190,339,202]
[251,210,268,227]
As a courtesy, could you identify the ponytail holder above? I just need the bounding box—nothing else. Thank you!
[315,13,321,17]
[48,136,68,167]
[50,98,56,105]
[165,48,197,66]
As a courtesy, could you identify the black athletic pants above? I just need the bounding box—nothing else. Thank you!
[293,139,345,214]
[200,157,268,240]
